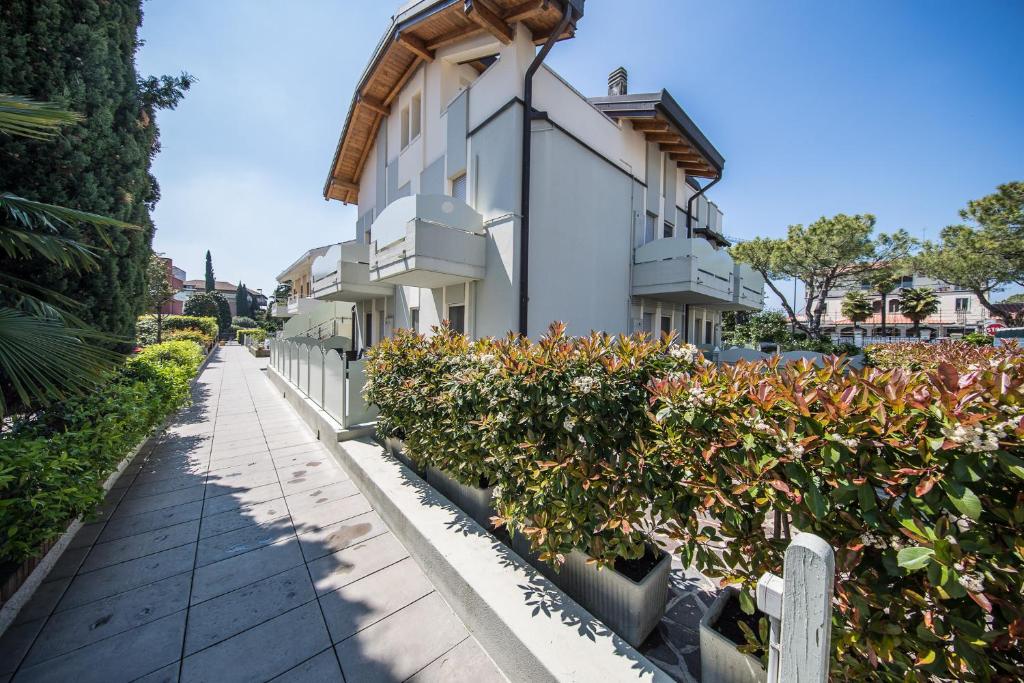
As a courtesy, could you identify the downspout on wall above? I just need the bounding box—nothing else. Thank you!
[518,3,578,337]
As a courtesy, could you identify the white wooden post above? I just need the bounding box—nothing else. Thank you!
[756,532,834,683]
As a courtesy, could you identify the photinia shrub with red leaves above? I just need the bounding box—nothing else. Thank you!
[643,345,1024,681]
[865,339,1016,372]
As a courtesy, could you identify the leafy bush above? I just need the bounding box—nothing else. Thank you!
[643,346,1024,680]
[235,328,266,344]
[136,315,218,348]
[724,310,790,348]
[136,315,159,346]
[0,340,204,563]
[964,332,994,346]
[163,315,218,339]
[232,316,258,328]
[183,292,220,319]
[866,340,1011,371]
[165,329,215,348]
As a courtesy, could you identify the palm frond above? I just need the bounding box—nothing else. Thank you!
[0,308,124,418]
[0,93,83,140]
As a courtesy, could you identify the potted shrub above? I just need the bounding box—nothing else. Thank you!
[698,587,767,683]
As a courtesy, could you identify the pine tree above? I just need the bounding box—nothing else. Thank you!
[204,251,215,293]
[234,281,249,318]
[0,1,190,344]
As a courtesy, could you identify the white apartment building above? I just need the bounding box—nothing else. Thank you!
[305,0,764,351]
[819,273,988,340]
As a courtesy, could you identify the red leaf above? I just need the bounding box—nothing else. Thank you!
[915,476,937,497]
[936,362,960,392]
[968,591,993,613]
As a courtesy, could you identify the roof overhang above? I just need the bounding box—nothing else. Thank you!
[276,244,335,283]
[588,90,724,179]
[323,0,584,205]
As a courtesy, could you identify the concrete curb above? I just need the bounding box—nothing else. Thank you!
[265,364,374,443]
[264,369,672,682]
[0,344,218,636]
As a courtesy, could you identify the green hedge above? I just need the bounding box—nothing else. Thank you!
[136,315,219,347]
[235,328,266,344]
[0,340,205,564]
[366,328,1024,681]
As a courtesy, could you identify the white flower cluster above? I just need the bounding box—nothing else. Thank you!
[677,384,713,409]
[859,531,887,549]
[494,412,510,424]
[572,376,599,394]
[942,418,1017,453]
[780,439,805,458]
[831,434,859,450]
[564,416,577,431]
[957,571,985,593]
[668,343,699,363]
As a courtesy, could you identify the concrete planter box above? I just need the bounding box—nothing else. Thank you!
[699,587,767,683]
[424,466,496,529]
[382,436,423,475]
[511,534,670,648]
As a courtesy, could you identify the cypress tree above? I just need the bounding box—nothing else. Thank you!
[234,281,249,318]
[204,250,215,292]
[0,1,190,344]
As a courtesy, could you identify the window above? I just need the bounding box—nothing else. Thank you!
[641,312,654,334]
[663,222,674,239]
[888,299,900,313]
[900,275,914,288]
[364,312,373,347]
[660,315,672,337]
[955,297,970,312]
[410,308,419,333]
[448,304,465,334]
[451,173,467,202]
[694,316,703,343]
[872,300,882,313]
[644,212,657,244]
[400,106,410,149]
[705,320,713,345]
[410,93,422,140]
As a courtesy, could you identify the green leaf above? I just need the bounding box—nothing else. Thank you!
[897,546,935,571]
[996,451,1024,480]
[940,481,982,521]
[737,589,756,615]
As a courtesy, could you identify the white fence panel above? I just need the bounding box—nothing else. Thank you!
[323,349,346,424]
[344,358,378,427]
[308,347,325,408]
[297,343,310,396]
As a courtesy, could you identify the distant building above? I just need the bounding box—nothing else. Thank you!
[158,257,186,315]
[815,273,989,340]
[182,280,268,317]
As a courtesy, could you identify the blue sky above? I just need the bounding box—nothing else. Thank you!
[138,0,1024,304]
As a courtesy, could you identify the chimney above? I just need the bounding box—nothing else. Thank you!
[608,67,627,96]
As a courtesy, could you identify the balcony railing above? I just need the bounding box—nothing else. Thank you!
[311,241,394,301]
[368,194,486,288]
[733,263,766,310]
[632,237,738,305]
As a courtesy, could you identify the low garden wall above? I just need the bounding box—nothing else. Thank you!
[0,340,209,619]
[365,324,1024,681]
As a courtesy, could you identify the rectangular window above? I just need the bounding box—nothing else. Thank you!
[400,105,410,149]
[694,316,703,344]
[955,297,970,312]
[644,212,657,244]
[448,304,465,334]
[900,275,914,288]
[410,93,422,140]
[873,300,882,313]
[888,299,900,313]
[364,312,373,347]
[663,222,674,239]
[641,312,654,334]
[451,173,467,202]
[660,315,672,337]
[410,307,419,333]
[705,320,713,345]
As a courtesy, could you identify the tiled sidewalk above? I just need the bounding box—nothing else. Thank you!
[0,346,504,683]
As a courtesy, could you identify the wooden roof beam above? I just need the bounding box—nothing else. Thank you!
[505,0,548,23]
[644,132,682,143]
[532,24,575,44]
[427,25,486,50]
[353,113,384,187]
[396,33,435,63]
[669,152,704,163]
[383,56,423,106]
[631,119,670,132]
[464,0,513,44]
[357,95,389,117]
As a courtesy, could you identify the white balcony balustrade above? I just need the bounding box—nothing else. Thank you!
[368,194,486,288]
[311,241,394,301]
[733,263,766,310]
[632,237,736,305]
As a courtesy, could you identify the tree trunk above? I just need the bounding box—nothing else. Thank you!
[972,286,1013,324]
[156,311,163,344]
[759,272,813,338]
[880,292,887,338]
[912,320,920,339]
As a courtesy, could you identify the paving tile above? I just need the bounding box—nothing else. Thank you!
[406,637,505,683]
[319,557,434,643]
[80,520,199,572]
[43,545,90,581]
[284,479,359,514]
[12,610,186,683]
[297,510,388,562]
[0,618,45,675]
[289,492,371,534]
[98,501,204,543]
[204,467,279,493]
[124,474,206,500]
[205,455,274,477]
[198,497,289,539]
[22,573,191,667]
[270,452,332,470]
[14,578,71,625]
[133,663,180,683]
[180,602,330,683]
[68,522,106,550]
[334,593,468,683]
[111,485,206,519]
[195,517,295,567]
[190,538,304,605]
[307,532,410,596]
[57,543,195,611]
[184,565,315,655]
[280,470,348,497]
[201,482,283,517]
[268,649,341,682]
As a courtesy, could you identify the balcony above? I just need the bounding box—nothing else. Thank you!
[311,241,394,302]
[283,294,319,317]
[368,194,486,288]
[733,263,766,310]
[632,237,736,305]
